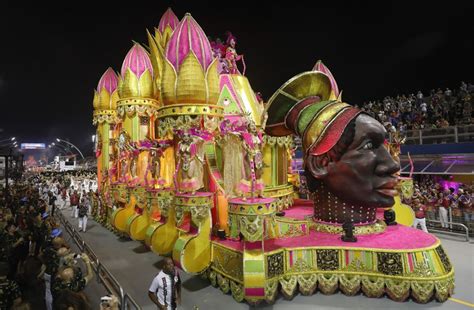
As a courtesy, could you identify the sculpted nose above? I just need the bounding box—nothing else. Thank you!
[375,147,400,176]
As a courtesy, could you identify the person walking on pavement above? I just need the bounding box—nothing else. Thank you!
[70,190,79,218]
[78,198,89,233]
[48,191,57,217]
[60,186,69,210]
[148,257,181,310]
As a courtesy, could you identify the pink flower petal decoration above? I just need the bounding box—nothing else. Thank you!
[121,43,153,78]
[158,8,179,33]
[166,13,213,71]
[313,60,340,98]
[97,67,118,93]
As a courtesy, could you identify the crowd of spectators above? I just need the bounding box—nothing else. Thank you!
[356,82,474,135]
[0,171,96,309]
[403,176,473,232]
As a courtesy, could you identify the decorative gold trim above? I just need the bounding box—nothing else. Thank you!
[310,219,387,235]
[265,71,332,114]
[262,135,293,148]
[264,183,294,192]
[117,98,160,118]
[157,104,223,119]
[208,258,454,304]
[265,280,279,302]
[213,238,443,259]
[361,275,385,297]
[211,240,454,303]
[282,268,454,281]
[228,200,277,216]
[230,280,245,302]
[117,98,159,108]
[297,274,318,295]
[317,273,339,294]
[279,275,298,299]
[208,270,217,286]
[210,267,243,284]
[93,110,120,125]
[212,244,243,282]
[211,240,242,253]
[174,194,213,225]
[377,252,403,275]
[385,278,410,301]
[266,252,284,278]
[274,217,308,225]
[410,281,435,303]
[174,194,213,206]
[338,274,361,296]
[263,184,294,198]
[217,273,230,293]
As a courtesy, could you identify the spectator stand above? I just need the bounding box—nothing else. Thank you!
[55,211,140,310]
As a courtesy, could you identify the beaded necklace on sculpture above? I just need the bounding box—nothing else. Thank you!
[312,183,384,235]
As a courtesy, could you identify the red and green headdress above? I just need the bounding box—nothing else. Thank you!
[265,71,360,156]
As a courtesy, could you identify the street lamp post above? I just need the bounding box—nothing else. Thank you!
[0,141,17,149]
[0,137,15,143]
[47,145,67,164]
[56,138,85,160]
[48,144,68,155]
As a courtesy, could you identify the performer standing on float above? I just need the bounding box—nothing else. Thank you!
[117,131,135,184]
[143,139,171,189]
[176,131,208,195]
[224,32,243,74]
[238,119,265,199]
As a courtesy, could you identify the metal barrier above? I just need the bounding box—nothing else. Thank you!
[426,219,470,241]
[56,212,142,310]
[394,125,474,145]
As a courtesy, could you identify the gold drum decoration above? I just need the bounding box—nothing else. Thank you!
[228,198,277,242]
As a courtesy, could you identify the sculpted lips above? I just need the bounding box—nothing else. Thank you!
[375,180,398,197]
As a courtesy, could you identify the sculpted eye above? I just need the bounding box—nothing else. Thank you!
[362,141,374,150]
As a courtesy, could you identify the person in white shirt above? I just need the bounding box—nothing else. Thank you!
[420,102,427,113]
[148,258,181,310]
[83,179,90,193]
[90,180,98,193]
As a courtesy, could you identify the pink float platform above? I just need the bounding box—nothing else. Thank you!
[210,198,453,304]
[215,222,437,252]
[215,199,437,252]
[281,199,313,220]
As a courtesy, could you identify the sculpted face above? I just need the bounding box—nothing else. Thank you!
[311,114,400,208]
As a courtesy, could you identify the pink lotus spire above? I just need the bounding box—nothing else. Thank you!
[158,8,179,33]
[166,13,213,71]
[96,67,118,93]
[121,43,153,78]
[313,60,340,98]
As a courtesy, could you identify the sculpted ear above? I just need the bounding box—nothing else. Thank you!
[306,154,329,179]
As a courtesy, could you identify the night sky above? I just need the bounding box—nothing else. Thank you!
[1,1,472,157]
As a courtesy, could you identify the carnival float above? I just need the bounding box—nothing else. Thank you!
[91,8,454,305]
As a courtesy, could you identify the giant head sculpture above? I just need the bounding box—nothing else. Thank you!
[265,71,400,225]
